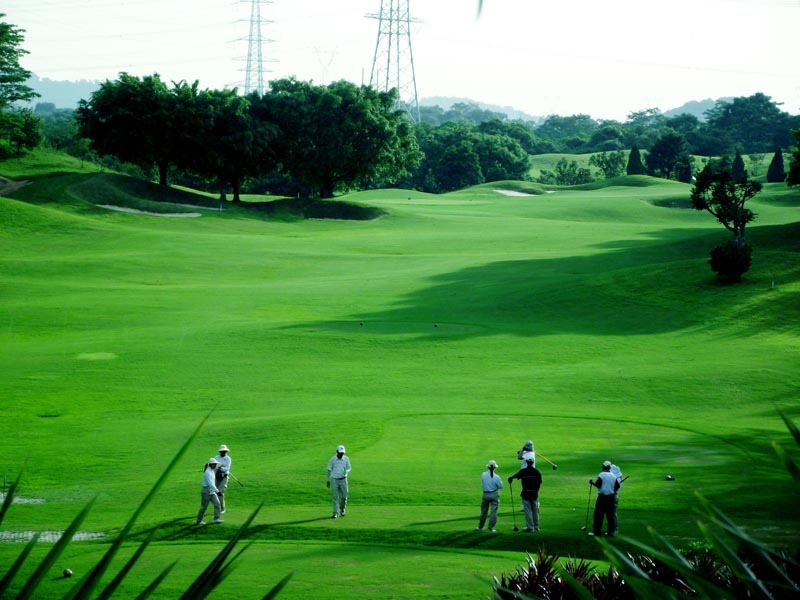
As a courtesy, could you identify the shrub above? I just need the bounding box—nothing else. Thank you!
[709,240,752,283]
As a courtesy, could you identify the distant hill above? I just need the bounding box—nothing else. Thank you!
[24,74,101,109]
[419,96,544,124]
[663,97,731,121]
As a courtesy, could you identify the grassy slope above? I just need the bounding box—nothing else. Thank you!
[1,155,799,598]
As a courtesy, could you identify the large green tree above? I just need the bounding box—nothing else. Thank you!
[0,15,39,156]
[262,78,421,198]
[646,132,691,180]
[197,89,278,202]
[0,15,38,109]
[589,150,626,178]
[77,73,182,187]
[703,93,797,154]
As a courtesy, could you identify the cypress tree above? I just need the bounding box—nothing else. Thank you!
[766,148,786,183]
[731,149,747,181]
[626,144,645,175]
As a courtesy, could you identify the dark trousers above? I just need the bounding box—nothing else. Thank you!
[593,494,616,535]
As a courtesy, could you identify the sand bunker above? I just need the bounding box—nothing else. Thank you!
[493,189,536,197]
[99,204,202,218]
[0,177,30,196]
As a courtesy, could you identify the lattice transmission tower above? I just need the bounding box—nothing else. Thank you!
[243,0,273,95]
[368,0,420,122]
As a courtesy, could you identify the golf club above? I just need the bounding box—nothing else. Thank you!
[580,481,592,531]
[509,481,519,531]
[229,472,245,487]
[537,453,559,470]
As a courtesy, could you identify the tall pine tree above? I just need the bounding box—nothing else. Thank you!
[626,144,645,175]
[766,148,787,183]
[731,149,746,181]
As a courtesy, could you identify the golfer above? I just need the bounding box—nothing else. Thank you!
[215,444,231,514]
[588,460,620,536]
[476,460,503,532]
[508,455,542,532]
[326,444,351,519]
[610,462,622,534]
[516,440,536,468]
[196,457,223,525]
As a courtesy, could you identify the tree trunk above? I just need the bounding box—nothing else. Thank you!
[232,179,241,203]
[218,178,227,202]
[319,181,335,198]
[157,161,168,187]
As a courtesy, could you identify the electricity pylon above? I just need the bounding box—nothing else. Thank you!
[243,0,273,95]
[367,0,420,122]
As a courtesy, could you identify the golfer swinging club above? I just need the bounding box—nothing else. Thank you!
[215,444,231,514]
[516,440,535,468]
[326,444,351,519]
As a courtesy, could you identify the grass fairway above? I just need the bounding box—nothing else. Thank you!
[2,152,799,598]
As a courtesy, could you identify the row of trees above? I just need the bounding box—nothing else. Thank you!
[4,12,800,197]
[76,75,422,199]
[74,73,548,197]
[421,96,800,158]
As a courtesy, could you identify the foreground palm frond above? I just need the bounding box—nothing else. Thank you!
[1,414,292,598]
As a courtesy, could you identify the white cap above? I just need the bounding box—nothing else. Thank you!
[603,460,612,468]
[487,460,498,468]
[218,444,229,453]
[208,457,220,465]
[523,440,534,450]
[336,445,346,453]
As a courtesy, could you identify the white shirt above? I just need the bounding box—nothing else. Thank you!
[327,454,351,480]
[215,453,231,475]
[610,464,622,491]
[595,471,618,495]
[519,451,536,469]
[202,467,219,492]
[481,470,504,492]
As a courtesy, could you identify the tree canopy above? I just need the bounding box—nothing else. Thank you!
[691,162,761,246]
[0,15,38,109]
[261,79,421,198]
[0,14,40,157]
[76,73,180,186]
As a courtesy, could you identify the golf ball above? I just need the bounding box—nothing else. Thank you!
[63,568,73,578]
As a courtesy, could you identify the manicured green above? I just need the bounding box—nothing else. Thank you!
[1,150,799,598]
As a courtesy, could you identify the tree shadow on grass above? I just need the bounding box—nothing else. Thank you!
[285,222,799,341]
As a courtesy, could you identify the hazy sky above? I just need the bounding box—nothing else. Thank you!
[4,0,799,120]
